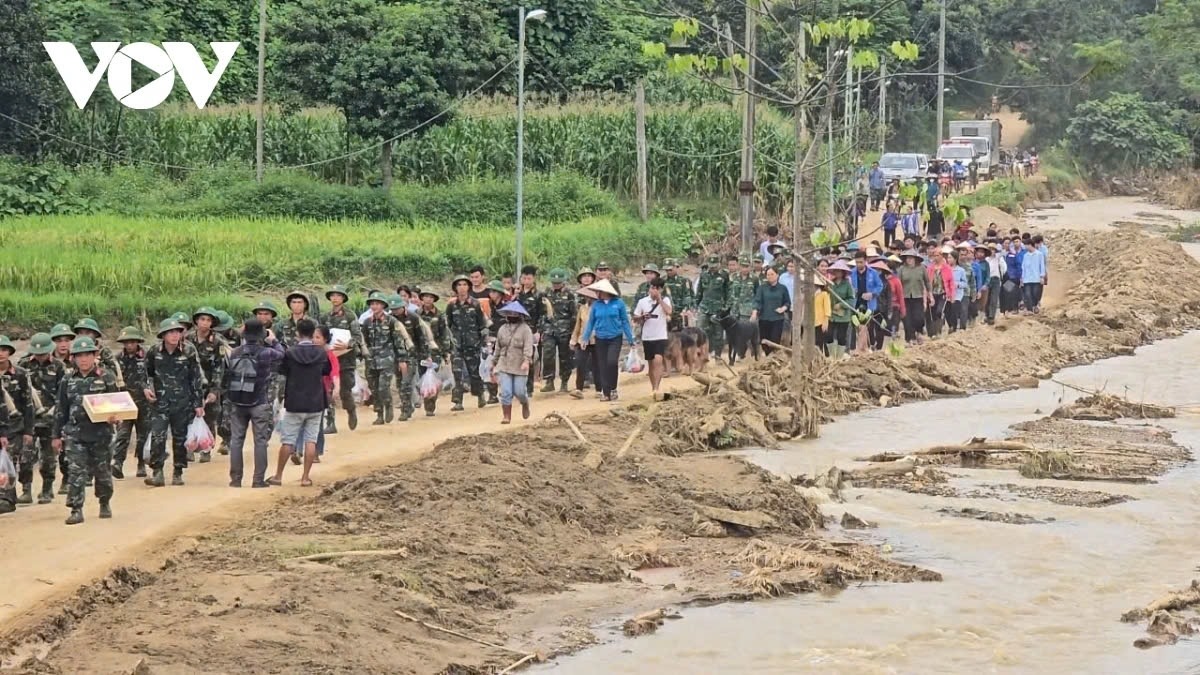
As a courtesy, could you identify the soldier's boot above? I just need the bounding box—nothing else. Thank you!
[501,404,512,424]
[347,406,358,431]
[487,383,499,405]
[58,477,69,495]
[384,406,394,424]
[17,483,33,505]
[135,461,147,478]
[65,508,84,526]
[145,468,165,488]
[477,393,487,409]
[560,379,570,393]
[424,400,437,418]
[521,399,531,420]
[198,451,211,464]
[450,394,464,412]
[172,468,185,486]
[111,462,124,480]
[98,500,112,519]
[38,480,54,504]
[324,409,338,435]
[541,379,556,393]
[187,450,195,463]
[372,411,385,426]
[217,441,230,456]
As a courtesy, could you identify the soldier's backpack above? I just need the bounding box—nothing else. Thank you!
[227,347,262,407]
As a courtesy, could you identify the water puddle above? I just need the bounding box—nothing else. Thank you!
[544,332,1200,674]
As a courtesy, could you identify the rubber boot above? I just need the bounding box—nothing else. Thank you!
[17,482,33,505]
[451,401,465,412]
[541,379,556,393]
[58,477,69,494]
[172,468,185,486]
[425,400,436,417]
[372,412,385,426]
[65,508,84,525]
[218,440,230,455]
[560,380,569,393]
[384,406,394,424]
[145,468,165,487]
[98,500,112,519]
[111,462,124,480]
[521,399,531,420]
[38,480,54,504]
[135,461,147,478]
[477,393,487,409]
[501,404,512,425]
[347,406,358,431]
[487,388,499,405]
[398,407,412,422]
[198,451,211,464]
[324,410,338,435]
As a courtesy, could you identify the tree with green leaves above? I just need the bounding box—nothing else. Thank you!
[0,0,55,157]
[1067,93,1192,172]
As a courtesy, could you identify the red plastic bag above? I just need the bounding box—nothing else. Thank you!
[185,417,214,452]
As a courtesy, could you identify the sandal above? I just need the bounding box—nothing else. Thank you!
[265,477,283,486]
[300,479,313,487]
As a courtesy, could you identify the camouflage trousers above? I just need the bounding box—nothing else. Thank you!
[698,311,726,356]
[451,349,483,406]
[66,432,113,510]
[23,426,58,484]
[201,395,221,452]
[149,405,194,470]
[540,333,573,384]
[327,354,357,418]
[396,358,418,417]
[111,401,151,467]
[366,367,394,415]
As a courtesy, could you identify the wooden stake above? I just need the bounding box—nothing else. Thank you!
[288,549,407,563]
[393,610,530,657]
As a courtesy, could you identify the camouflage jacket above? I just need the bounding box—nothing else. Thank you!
[397,310,437,361]
[696,270,730,313]
[727,273,759,319]
[18,355,65,429]
[52,366,118,442]
[663,273,695,311]
[278,314,315,350]
[144,341,207,411]
[515,288,547,334]
[362,313,411,370]
[445,297,489,353]
[421,308,452,361]
[0,363,35,436]
[321,307,366,359]
[222,329,243,350]
[186,329,229,397]
[115,348,149,404]
[52,345,123,388]
[542,287,577,338]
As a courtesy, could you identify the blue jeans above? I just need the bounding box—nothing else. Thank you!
[1023,282,1043,311]
[498,373,529,406]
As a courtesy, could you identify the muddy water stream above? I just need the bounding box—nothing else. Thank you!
[546,332,1200,674]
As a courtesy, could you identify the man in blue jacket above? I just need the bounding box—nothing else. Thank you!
[849,252,884,350]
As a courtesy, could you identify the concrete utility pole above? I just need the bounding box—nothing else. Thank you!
[516,7,547,273]
[843,46,853,144]
[737,1,757,252]
[936,0,947,144]
[793,29,817,371]
[635,80,648,222]
[879,60,887,155]
[254,0,267,183]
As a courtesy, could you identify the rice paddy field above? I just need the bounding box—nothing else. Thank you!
[0,214,702,333]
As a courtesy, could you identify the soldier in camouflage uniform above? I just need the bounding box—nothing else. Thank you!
[362,292,410,425]
[540,269,576,393]
[322,285,366,432]
[19,333,65,504]
[483,281,507,403]
[214,310,239,455]
[279,291,315,349]
[217,311,242,349]
[251,300,284,405]
[110,327,150,480]
[0,336,36,505]
[169,311,193,331]
[728,254,759,321]
[515,266,547,397]
[73,318,124,388]
[595,261,621,296]
[446,276,490,410]
[662,259,694,332]
[419,289,451,417]
[53,336,120,525]
[393,293,435,421]
[143,319,207,488]
[696,254,730,356]
[188,307,228,464]
[48,325,76,493]
[633,263,661,304]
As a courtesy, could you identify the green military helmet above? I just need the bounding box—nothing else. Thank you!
[50,323,76,341]
[0,336,15,355]
[285,290,310,309]
[70,336,100,355]
[487,280,506,294]
[663,258,677,270]
[737,254,752,266]
[73,317,103,337]
[157,318,186,338]
[753,253,764,263]
[418,288,440,303]
[641,263,660,275]
[548,268,568,284]
[116,326,145,343]
[253,300,279,318]
[192,306,219,324]
[366,290,391,309]
[389,294,405,310]
[576,266,595,284]
[27,333,54,355]
[215,310,235,332]
[595,261,611,270]
[326,284,350,302]
[705,254,721,265]
[169,311,193,328]
[450,274,471,292]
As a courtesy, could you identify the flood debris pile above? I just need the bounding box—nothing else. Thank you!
[936,507,1052,525]
[1052,392,1176,421]
[4,423,937,674]
[1122,581,1200,649]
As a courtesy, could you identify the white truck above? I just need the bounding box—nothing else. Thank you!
[947,119,1002,179]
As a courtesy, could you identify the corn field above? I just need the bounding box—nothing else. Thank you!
[0,214,699,330]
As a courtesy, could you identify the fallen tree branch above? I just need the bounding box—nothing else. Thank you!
[616,404,657,459]
[844,459,916,480]
[498,654,539,673]
[760,339,792,354]
[545,411,589,445]
[288,549,408,563]
[394,610,531,657]
[858,441,1032,462]
[1122,581,1200,622]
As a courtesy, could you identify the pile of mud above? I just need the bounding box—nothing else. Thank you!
[3,427,935,674]
[1122,580,1200,649]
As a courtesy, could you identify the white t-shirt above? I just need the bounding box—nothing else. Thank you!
[634,296,672,342]
[759,239,780,265]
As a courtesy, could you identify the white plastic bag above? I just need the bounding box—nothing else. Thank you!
[351,372,370,405]
[478,349,494,383]
[440,362,457,393]
[623,349,646,374]
[0,448,15,488]
[185,417,214,452]
[142,432,153,462]
[419,367,441,400]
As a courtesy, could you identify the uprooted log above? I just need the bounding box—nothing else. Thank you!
[859,441,1032,463]
[1122,581,1200,623]
[1051,386,1176,420]
[844,459,917,481]
[545,412,603,469]
[693,504,778,531]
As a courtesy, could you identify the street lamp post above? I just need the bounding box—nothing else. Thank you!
[516,6,547,274]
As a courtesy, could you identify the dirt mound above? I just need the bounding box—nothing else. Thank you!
[971,205,1019,231]
[1151,172,1200,210]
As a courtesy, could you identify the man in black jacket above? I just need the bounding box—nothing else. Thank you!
[222,319,283,488]
[268,319,330,487]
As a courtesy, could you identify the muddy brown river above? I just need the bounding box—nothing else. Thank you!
[546,199,1200,674]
